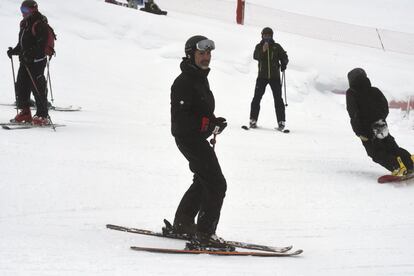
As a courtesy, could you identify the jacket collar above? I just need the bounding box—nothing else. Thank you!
[180,58,210,79]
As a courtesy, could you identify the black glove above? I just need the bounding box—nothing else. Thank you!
[7,47,19,59]
[280,63,287,72]
[211,117,227,134]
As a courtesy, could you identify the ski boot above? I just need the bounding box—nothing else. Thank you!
[162,219,196,238]
[12,107,32,123]
[32,115,50,126]
[277,121,286,131]
[249,119,257,129]
[185,232,235,252]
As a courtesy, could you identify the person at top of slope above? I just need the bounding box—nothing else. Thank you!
[6,0,51,125]
[164,35,232,250]
[346,68,414,177]
[248,27,289,131]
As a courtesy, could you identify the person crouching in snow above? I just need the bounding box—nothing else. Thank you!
[346,68,414,176]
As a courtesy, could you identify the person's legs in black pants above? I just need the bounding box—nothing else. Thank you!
[174,138,227,235]
[250,78,268,122]
[363,135,413,172]
[15,63,32,109]
[269,78,285,123]
[26,60,48,117]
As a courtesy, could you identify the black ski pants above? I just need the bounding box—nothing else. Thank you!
[174,137,227,235]
[16,59,48,117]
[362,134,413,172]
[250,77,285,123]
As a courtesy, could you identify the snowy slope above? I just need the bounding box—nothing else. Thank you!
[1,0,414,275]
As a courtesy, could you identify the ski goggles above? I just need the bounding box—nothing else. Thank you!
[196,39,215,52]
[20,6,32,15]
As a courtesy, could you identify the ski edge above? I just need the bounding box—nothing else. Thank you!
[130,246,303,257]
[242,125,290,133]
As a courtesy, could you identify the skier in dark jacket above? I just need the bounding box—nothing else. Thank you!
[7,0,50,125]
[346,68,414,176]
[249,27,289,130]
[165,35,230,249]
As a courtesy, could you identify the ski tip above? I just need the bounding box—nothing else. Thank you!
[283,129,290,133]
[2,125,11,130]
[291,249,304,255]
[241,125,249,130]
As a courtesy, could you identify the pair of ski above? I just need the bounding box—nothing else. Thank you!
[0,103,81,112]
[0,122,65,130]
[107,222,303,257]
[242,125,290,133]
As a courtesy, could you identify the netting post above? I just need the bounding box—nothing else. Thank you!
[236,0,245,25]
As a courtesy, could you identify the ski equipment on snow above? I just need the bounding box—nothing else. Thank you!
[107,222,296,253]
[377,172,414,184]
[242,125,290,133]
[130,246,303,257]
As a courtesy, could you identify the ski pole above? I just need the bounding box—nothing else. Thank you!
[210,134,217,150]
[46,58,54,104]
[10,56,18,115]
[282,71,288,107]
[24,64,56,131]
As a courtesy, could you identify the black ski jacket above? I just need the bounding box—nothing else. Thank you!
[346,75,389,137]
[11,11,49,62]
[171,59,215,140]
[254,39,288,79]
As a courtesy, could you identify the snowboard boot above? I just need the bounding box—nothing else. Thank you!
[32,115,50,126]
[186,232,235,251]
[249,119,257,129]
[277,121,286,131]
[391,156,408,176]
[13,107,32,123]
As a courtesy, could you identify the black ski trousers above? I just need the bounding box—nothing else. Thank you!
[16,59,48,117]
[174,137,227,235]
[250,77,285,123]
[362,134,413,171]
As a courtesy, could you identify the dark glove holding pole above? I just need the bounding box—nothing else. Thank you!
[211,117,227,135]
[7,47,19,59]
[280,63,287,72]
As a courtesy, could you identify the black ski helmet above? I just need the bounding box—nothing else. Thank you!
[261,27,273,37]
[185,35,208,59]
[21,0,38,13]
[347,68,367,85]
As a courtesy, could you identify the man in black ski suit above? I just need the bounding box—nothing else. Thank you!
[346,68,414,176]
[166,35,229,249]
[249,27,289,130]
[7,0,50,125]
